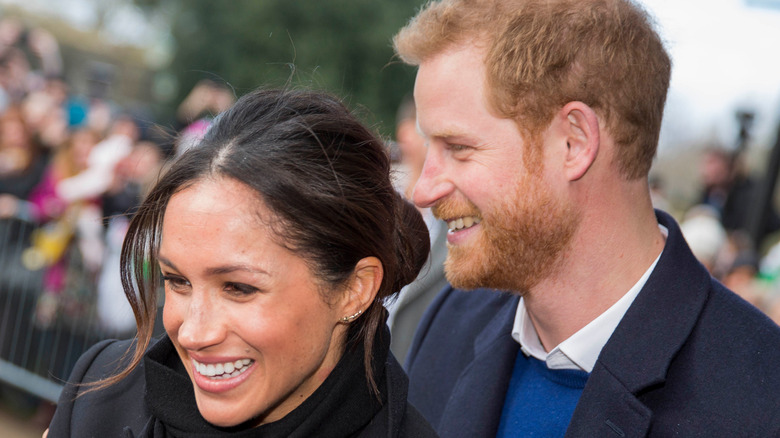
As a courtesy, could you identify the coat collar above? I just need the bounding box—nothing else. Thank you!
[566,210,712,437]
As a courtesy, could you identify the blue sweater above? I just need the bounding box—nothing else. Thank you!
[497,352,589,437]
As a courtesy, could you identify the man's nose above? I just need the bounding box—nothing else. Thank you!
[413,147,454,208]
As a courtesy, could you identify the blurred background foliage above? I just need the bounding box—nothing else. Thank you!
[133,0,425,137]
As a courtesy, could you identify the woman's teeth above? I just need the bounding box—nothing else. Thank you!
[193,358,253,379]
[447,216,481,232]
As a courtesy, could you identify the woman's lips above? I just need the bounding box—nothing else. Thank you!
[190,357,257,393]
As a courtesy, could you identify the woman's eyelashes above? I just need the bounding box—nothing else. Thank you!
[223,282,260,296]
[162,274,190,292]
[161,268,261,297]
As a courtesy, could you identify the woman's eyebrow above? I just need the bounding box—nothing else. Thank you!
[158,255,178,271]
[159,255,270,277]
[204,264,270,276]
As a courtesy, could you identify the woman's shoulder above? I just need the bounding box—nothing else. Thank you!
[79,338,136,372]
[364,351,438,437]
[68,337,150,386]
[359,399,438,438]
[397,402,439,437]
[47,337,156,438]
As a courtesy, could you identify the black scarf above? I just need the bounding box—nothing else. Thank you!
[139,326,389,437]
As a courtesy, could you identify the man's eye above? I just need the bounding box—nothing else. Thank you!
[448,144,469,152]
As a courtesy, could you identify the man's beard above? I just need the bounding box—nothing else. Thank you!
[433,172,580,295]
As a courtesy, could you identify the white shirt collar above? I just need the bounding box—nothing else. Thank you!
[511,225,668,372]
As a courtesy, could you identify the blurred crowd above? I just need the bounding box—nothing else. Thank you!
[666,146,780,325]
[0,17,234,343]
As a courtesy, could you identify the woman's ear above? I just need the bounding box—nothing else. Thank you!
[560,101,600,181]
[338,256,383,323]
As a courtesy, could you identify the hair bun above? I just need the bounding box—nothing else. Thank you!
[391,191,430,292]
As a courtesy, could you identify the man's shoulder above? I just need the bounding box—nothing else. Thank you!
[570,260,780,435]
[409,285,518,356]
[618,274,780,434]
[696,279,780,363]
[648,282,780,434]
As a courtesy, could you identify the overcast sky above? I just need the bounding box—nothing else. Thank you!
[642,0,780,153]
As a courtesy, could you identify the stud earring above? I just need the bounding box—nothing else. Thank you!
[340,309,363,323]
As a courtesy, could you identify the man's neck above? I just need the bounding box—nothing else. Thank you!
[523,191,665,351]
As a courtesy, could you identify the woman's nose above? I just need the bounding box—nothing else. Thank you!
[175,292,225,351]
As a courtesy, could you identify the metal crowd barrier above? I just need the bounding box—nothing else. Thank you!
[0,217,132,404]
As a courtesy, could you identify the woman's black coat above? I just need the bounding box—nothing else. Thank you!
[47,333,437,437]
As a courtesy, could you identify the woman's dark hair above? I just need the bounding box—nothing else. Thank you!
[101,88,430,394]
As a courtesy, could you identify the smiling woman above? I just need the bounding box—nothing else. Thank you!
[45,89,436,437]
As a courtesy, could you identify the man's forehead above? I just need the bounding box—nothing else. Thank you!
[414,50,489,116]
[414,44,487,85]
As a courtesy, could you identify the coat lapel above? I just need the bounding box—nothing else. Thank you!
[438,293,520,438]
[566,211,712,437]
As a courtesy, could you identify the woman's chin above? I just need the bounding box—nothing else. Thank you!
[203,412,248,428]
[195,398,253,428]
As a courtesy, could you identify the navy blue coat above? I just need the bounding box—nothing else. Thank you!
[406,211,780,437]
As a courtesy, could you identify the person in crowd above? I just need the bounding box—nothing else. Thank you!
[0,18,63,104]
[392,0,780,436]
[55,115,138,203]
[23,76,71,151]
[174,80,235,157]
[386,95,449,363]
[679,204,727,274]
[97,140,165,337]
[0,47,31,104]
[698,146,780,239]
[0,127,102,327]
[46,88,438,437]
[0,104,48,201]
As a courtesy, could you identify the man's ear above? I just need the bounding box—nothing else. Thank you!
[338,257,383,323]
[560,101,600,181]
